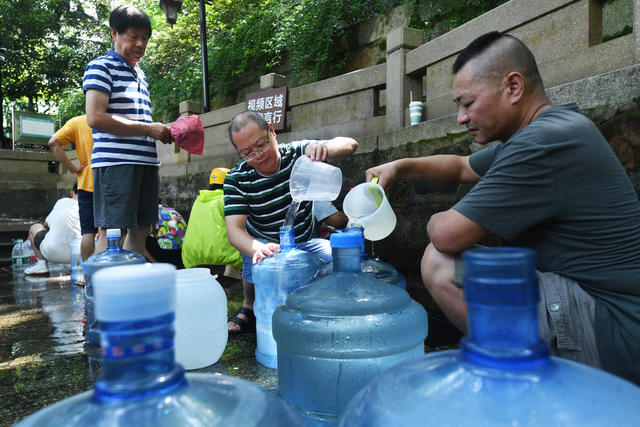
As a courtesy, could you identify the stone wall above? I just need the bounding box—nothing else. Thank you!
[0,149,70,220]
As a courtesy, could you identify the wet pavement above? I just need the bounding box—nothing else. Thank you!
[0,265,276,426]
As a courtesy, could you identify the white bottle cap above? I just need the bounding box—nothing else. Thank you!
[106,228,121,239]
[93,263,176,322]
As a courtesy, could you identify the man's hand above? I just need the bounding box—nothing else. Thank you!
[252,242,281,265]
[366,161,399,190]
[305,142,328,162]
[148,123,173,144]
[71,162,89,175]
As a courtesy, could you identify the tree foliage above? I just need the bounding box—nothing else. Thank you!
[0,0,110,104]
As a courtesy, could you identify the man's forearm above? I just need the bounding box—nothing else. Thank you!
[86,111,151,137]
[48,139,78,173]
[325,137,358,161]
[397,155,476,184]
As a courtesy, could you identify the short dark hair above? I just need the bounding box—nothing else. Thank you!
[109,5,152,38]
[72,182,78,194]
[227,111,269,147]
[452,31,543,90]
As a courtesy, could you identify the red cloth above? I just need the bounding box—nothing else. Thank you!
[170,115,204,155]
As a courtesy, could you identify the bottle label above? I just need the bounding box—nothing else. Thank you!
[101,338,172,359]
[12,257,30,266]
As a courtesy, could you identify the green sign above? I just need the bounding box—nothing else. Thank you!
[12,110,56,147]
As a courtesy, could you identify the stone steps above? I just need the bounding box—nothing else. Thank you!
[0,220,33,267]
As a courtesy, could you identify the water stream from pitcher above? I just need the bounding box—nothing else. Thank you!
[284,201,301,227]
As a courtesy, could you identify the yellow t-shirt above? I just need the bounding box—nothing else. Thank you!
[53,115,94,192]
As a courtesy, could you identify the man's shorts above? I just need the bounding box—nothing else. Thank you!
[454,257,600,368]
[93,165,159,229]
[241,237,332,283]
[34,229,48,251]
[77,189,98,235]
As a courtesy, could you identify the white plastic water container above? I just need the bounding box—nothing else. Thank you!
[175,268,228,369]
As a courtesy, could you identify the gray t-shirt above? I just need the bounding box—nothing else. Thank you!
[454,103,640,383]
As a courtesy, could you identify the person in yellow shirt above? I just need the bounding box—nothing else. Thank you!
[48,115,99,260]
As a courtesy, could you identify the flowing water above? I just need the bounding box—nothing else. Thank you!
[284,201,300,227]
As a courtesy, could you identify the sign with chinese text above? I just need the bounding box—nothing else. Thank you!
[12,110,56,147]
[245,87,287,131]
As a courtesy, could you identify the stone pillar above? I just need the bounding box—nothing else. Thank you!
[179,100,202,117]
[634,0,640,62]
[386,26,424,132]
[260,73,287,89]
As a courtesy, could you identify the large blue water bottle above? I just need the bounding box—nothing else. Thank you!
[347,226,406,289]
[339,247,640,426]
[14,263,305,426]
[82,229,145,345]
[252,226,323,369]
[272,230,428,426]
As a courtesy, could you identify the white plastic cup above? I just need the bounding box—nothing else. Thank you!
[343,182,397,241]
[69,238,83,285]
[409,101,423,125]
[289,155,342,201]
[174,268,228,370]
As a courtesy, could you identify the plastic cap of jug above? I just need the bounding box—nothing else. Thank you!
[106,228,121,239]
[93,263,175,322]
[329,230,362,248]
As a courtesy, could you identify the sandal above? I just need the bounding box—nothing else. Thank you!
[228,307,256,335]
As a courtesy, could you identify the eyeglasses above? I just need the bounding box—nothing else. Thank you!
[239,135,270,162]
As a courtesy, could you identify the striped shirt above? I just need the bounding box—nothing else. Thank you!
[224,141,323,244]
[82,50,159,168]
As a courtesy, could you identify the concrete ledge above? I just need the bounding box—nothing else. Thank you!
[406,0,575,74]
[200,103,246,127]
[290,64,386,106]
[0,149,55,161]
[548,62,640,122]
[279,116,386,145]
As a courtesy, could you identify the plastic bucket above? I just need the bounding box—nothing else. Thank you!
[289,155,342,201]
[343,182,396,241]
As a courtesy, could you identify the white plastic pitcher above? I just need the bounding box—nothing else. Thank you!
[175,268,228,369]
[289,155,342,201]
[343,180,396,241]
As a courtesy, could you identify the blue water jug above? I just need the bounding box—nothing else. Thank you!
[272,230,428,426]
[252,226,323,369]
[14,263,305,427]
[82,229,145,345]
[339,247,640,426]
[347,226,406,289]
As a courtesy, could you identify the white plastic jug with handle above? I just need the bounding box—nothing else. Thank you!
[175,268,228,369]
[343,178,396,241]
[289,155,342,201]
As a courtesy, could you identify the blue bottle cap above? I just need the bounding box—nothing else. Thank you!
[106,228,121,239]
[329,230,362,248]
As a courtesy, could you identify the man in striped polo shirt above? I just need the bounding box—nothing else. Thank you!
[83,5,172,256]
[225,111,358,334]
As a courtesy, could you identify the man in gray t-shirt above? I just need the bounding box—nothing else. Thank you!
[367,32,640,384]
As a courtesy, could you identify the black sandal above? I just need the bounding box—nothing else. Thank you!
[228,307,256,335]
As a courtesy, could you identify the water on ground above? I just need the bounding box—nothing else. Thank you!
[0,265,276,426]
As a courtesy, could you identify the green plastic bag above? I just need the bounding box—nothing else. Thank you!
[181,189,243,269]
